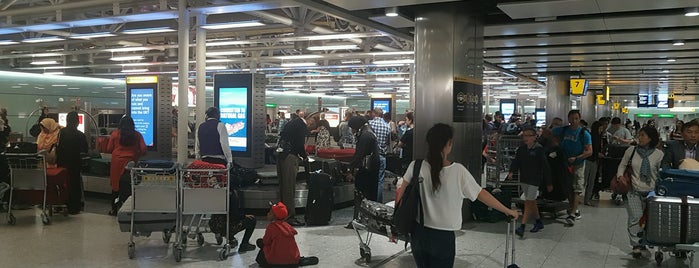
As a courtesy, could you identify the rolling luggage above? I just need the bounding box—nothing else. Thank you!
[646,196,699,245]
[308,157,342,181]
[541,148,573,202]
[385,154,402,175]
[137,159,175,169]
[87,158,111,176]
[472,187,511,223]
[15,167,69,205]
[7,142,37,154]
[117,196,176,234]
[656,169,699,197]
[357,198,397,236]
[316,148,355,162]
[305,172,334,225]
[505,219,519,268]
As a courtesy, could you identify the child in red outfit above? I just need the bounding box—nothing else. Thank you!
[256,202,319,267]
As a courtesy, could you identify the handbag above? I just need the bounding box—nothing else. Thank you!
[611,147,636,194]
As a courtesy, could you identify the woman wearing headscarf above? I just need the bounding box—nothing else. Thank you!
[56,112,89,214]
[616,126,663,259]
[107,116,146,215]
[37,118,61,168]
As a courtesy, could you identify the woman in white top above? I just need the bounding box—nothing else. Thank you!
[615,126,663,259]
[398,123,518,268]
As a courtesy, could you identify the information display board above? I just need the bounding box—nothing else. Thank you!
[534,108,546,127]
[217,87,248,153]
[58,113,85,133]
[325,113,340,127]
[500,99,517,122]
[371,98,391,114]
[129,88,156,147]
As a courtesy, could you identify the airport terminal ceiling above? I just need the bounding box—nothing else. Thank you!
[0,0,697,103]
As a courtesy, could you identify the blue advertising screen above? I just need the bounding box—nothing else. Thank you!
[371,99,391,114]
[129,88,155,147]
[218,87,248,152]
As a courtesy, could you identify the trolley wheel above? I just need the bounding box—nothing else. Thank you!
[163,229,172,244]
[127,242,135,259]
[215,233,223,245]
[655,251,663,266]
[8,214,16,225]
[41,213,51,225]
[360,247,371,263]
[197,233,205,246]
[174,246,183,262]
[48,207,54,217]
[219,244,231,261]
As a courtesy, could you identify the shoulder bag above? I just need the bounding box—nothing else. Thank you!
[611,147,636,194]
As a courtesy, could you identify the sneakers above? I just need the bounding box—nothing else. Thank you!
[574,210,582,220]
[515,225,525,238]
[299,256,320,266]
[238,243,256,252]
[530,221,544,233]
[565,215,575,226]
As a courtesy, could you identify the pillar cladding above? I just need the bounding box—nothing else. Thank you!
[546,74,571,124]
[414,2,484,176]
[580,92,597,125]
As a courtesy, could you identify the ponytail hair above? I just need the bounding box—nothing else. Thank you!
[425,123,454,192]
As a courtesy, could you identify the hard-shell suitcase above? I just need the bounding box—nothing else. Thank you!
[137,159,176,170]
[308,157,342,181]
[305,172,334,226]
[656,169,699,197]
[15,167,69,205]
[646,196,699,245]
[357,198,397,236]
[7,142,37,154]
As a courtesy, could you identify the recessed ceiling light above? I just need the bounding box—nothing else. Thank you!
[70,32,116,39]
[105,47,151,52]
[307,79,332,83]
[51,84,67,87]
[201,21,265,30]
[307,44,360,51]
[206,51,244,56]
[685,7,699,17]
[673,40,685,46]
[206,66,227,70]
[121,69,149,73]
[22,36,64,43]
[281,62,318,67]
[341,60,362,64]
[662,70,670,73]
[0,40,19,45]
[278,55,323,60]
[667,58,676,62]
[31,60,59,65]
[372,59,414,65]
[385,7,399,17]
[122,27,175,35]
[110,56,145,61]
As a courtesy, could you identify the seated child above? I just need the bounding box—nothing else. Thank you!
[256,202,319,267]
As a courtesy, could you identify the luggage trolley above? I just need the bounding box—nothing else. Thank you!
[5,151,51,225]
[176,163,230,262]
[125,161,178,259]
[485,134,522,198]
[351,198,407,263]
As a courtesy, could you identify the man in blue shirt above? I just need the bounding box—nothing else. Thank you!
[552,110,592,226]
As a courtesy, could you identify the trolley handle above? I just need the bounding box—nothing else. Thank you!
[125,161,179,172]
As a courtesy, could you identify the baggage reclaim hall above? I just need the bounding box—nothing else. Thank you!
[0,0,698,267]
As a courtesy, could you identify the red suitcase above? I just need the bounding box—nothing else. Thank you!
[15,167,69,205]
[316,148,355,162]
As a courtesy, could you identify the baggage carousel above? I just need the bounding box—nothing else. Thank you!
[238,182,355,209]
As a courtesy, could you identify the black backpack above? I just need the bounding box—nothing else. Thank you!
[392,159,424,236]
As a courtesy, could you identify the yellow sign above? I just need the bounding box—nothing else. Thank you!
[669,92,675,98]
[126,76,158,84]
[605,86,610,101]
[613,102,620,110]
[622,107,629,114]
[570,79,587,95]
[596,95,606,105]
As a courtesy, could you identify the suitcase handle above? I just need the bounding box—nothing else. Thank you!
[505,216,516,268]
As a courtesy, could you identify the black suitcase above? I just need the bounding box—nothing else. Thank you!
[305,172,334,226]
[7,142,37,154]
[308,157,342,181]
[656,169,699,197]
[599,157,622,190]
[472,187,511,223]
[541,148,573,201]
[137,159,176,169]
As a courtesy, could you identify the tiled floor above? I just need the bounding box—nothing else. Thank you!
[0,192,696,267]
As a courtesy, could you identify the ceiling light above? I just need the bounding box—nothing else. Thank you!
[33,53,63,57]
[43,71,64,75]
[281,62,318,67]
[206,66,227,70]
[22,36,64,43]
[373,59,414,64]
[110,56,145,61]
[385,7,399,17]
[206,51,244,56]
[685,7,699,16]
[278,55,323,60]
[0,40,18,45]
[121,62,154,67]
[307,44,360,51]
[201,20,265,30]
[341,60,362,64]
[667,58,676,62]
[121,69,149,73]
[376,77,406,82]
[662,70,670,73]
[282,84,304,88]
[105,47,151,52]
[673,40,685,46]
[30,60,59,65]
[343,83,366,87]
[206,59,234,63]
[483,81,504,85]
[70,32,116,39]
[51,84,67,87]
[122,27,175,35]
[307,79,332,83]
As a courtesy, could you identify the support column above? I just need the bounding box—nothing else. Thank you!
[195,14,206,129]
[177,0,189,164]
[580,92,596,124]
[414,2,483,174]
[545,74,571,124]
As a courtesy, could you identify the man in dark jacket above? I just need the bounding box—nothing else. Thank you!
[276,115,311,226]
[662,120,699,169]
[345,116,380,228]
[56,111,89,214]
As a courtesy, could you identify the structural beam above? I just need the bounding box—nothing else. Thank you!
[483,61,546,87]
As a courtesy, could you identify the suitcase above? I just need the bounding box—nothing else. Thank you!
[357,198,398,236]
[305,172,334,226]
[316,148,355,163]
[599,157,622,190]
[646,196,699,245]
[505,219,520,268]
[7,142,37,154]
[657,169,699,197]
[308,157,342,181]
[87,158,111,176]
[137,159,176,169]
[472,187,511,223]
[117,196,176,234]
[15,167,69,205]
[385,154,402,175]
[541,149,574,201]
[95,135,110,153]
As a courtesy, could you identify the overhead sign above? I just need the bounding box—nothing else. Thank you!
[637,114,653,118]
[622,107,629,114]
[658,114,674,118]
[613,102,620,110]
[570,79,588,95]
[126,76,158,84]
[596,95,606,105]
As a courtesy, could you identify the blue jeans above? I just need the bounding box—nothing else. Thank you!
[377,155,386,203]
[411,224,456,268]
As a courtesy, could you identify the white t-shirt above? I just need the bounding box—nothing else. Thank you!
[403,160,482,231]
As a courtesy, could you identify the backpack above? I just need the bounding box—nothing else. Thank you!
[392,159,424,237]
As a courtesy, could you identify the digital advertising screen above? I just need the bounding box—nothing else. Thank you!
[500,99,516,122]
[371,98,391,114]
[324,113,340,127]
[535,108,546,127]
[129,88,156,147]
[657,93,669,108]
[217,87,248,153]
[58,113,85,133]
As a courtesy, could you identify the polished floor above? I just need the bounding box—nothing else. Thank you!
[0,192,695,268]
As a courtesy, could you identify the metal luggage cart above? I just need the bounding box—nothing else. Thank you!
[176,164,230,262]
[351,198,407,263]
[5,151,51,225]
[485,134,522,199]
[125,161,178,260]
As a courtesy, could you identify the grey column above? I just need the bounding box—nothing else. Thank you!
[414,2,484,174]
[580,92,596,124]
[195,14,206,129]
[545,74,571,124]
[177,0,190,164]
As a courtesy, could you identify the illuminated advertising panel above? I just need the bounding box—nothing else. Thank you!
[129,88,156,147]
[218,87,248,152]
[371,98,391,114]
[58,113,85,133]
